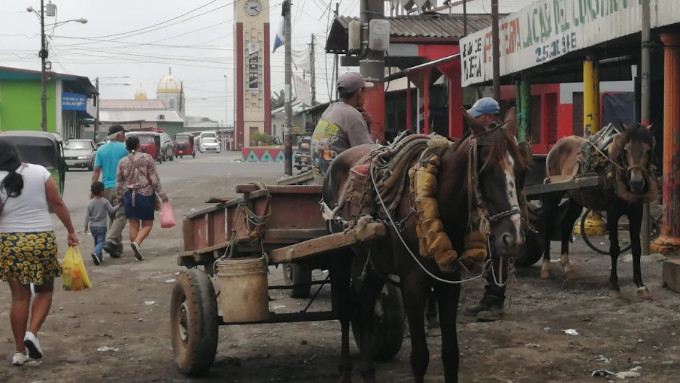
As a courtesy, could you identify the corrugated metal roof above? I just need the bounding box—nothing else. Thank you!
[328,14,493,52]
[100,99,167,110]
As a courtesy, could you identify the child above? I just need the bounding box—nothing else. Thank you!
[84,181,118,265]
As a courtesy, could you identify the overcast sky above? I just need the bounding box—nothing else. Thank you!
[0,0,367,125]
[0,1,531,124]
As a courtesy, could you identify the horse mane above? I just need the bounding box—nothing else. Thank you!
[479,126,532,171]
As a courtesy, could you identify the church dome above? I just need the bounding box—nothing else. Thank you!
[134,87,147,100]
[157,67,181,94]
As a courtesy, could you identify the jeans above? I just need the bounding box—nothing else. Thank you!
[103,188,126,248]
[90,226,107,257]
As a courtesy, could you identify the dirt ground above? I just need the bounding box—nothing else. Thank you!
[2,173,680,383]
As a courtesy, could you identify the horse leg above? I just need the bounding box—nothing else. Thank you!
[402,274,430,383]
[540,193,561,279]
[606,210,623,298]
[434,282,461,383]
[354,271,385,383]
[560,200,583,280]
[426,289,439,329]
[330,252,354,382]
[627,205,651,298]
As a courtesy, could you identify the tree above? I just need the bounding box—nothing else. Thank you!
[271,89,285,109]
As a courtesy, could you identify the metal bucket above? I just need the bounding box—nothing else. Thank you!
[216,257,269,322]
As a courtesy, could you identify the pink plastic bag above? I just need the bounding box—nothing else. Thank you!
[160,201,176,228]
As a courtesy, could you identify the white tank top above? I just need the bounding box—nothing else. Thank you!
[0,163,54,233]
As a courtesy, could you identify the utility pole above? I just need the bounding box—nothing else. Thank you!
[94,77,99,141]
[491,0,500,100]
[310,33,316,105]
[641,0,651,255]
[360,0,385,142]
[333,3,340,100]
[283,0,293,175]
[40,0,48,131]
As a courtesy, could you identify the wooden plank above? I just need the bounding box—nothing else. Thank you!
[264,228,329,240]
[235,184,323,194]
[525,176,599,197]
[276,171,314,185]
[269,222,387,264]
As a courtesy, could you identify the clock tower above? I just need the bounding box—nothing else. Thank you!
[234,0,271,150]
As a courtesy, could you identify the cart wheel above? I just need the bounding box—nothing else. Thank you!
[352,283,405,361]
[580,209,633,255]
[283,263,312,298]
[171,269,218,376]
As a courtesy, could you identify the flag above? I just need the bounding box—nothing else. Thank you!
[273,17,285,53]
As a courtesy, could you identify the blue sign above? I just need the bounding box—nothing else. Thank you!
[62,92,87,111]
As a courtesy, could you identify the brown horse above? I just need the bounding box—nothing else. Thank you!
[322,110,532,382]
[540,122,657,297]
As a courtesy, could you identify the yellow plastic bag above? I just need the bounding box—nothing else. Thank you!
[61,246,92,291]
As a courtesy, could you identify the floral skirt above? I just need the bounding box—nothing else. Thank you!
[0,231,61,285]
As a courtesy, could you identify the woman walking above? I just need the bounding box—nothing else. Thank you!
[116,135,168,261]
[0,141,79,366]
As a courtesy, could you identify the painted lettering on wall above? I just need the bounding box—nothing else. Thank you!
[460,0,643,86]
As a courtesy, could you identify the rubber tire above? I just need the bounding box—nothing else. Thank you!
[580,209,633,255]
[352,282,405,362]
[282,263,312,298]
[171,269,218,377]
[192,153,196,158]
[88,162,93,171]
[169,151,174,161]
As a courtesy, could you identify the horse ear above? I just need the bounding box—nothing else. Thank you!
[646,123,655,134]
[503,106,518,138]
[462,107,486,135]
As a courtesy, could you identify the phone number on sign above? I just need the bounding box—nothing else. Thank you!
[535,32,577,64]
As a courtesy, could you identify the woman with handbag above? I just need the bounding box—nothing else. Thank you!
[0,141,79,366]
[115,135,168,261]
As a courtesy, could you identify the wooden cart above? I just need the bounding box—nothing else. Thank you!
[171,184,405,376]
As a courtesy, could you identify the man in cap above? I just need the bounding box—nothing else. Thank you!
[311,72,375,179]
[462,96,509,322]
[91,125,129,259]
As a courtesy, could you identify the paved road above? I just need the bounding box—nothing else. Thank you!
[62,151,284,210]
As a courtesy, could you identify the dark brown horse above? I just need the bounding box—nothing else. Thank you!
[540,122,657,298]
[322,111,532,382]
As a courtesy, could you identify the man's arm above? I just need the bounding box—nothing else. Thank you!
[91,166,102,183]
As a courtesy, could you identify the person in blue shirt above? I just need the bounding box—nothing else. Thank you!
[91,125,129,258]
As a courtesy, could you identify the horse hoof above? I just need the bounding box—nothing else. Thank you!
[540,270,551,279]
[608,290,622,299]
[564,269,578,280]
[636,287,652,299]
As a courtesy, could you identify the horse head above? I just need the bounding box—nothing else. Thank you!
[608,122,655,196]
[462,107,532,256]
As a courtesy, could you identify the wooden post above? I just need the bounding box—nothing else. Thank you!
[652,34,680,254]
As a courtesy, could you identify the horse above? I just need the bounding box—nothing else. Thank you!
[539,122,657,298]
[321,109,532,383]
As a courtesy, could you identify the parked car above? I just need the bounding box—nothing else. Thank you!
[199,137,220,153]
[63,138,96,170]
[0,131,66,195]
[160,132,174,161]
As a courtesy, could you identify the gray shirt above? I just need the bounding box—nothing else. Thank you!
[311,102,372,177]
[84,197,117,228]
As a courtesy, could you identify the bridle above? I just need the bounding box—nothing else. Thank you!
[467,131,522,234]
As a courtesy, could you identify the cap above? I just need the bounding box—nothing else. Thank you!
[467,97,500,118]
[337,72,374,96]
[107,125,126,139]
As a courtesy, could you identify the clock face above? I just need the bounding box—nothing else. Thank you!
[244,0,262,16]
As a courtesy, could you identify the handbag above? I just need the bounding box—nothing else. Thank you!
[61,246,92,291]
[160,200,176,228]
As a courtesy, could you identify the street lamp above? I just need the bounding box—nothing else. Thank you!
[27,1,87,131]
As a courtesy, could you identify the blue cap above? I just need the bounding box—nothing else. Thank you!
[467,97,500,117]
